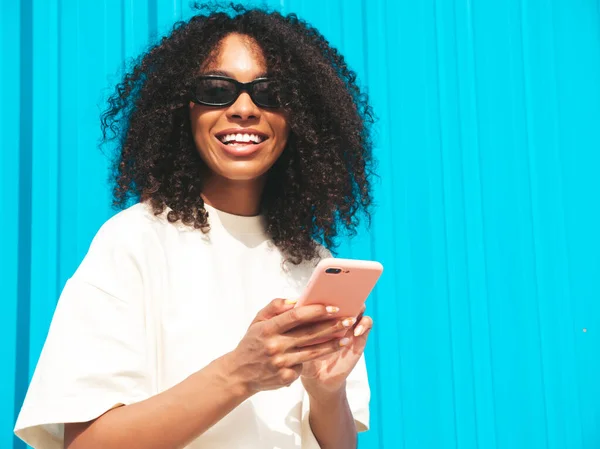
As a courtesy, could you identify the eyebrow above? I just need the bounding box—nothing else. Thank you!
[202,69,269,79]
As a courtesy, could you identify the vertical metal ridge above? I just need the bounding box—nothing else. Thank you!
[13,0,33,445]
[73,0,82,262]
[462,0,498,446]
[121,0,126,64]
[432,0,459,447]
[148,0,157,40]
[175,0,182,21]
[451,2,480,446]
[28,0,60,381]
[382,0,409,444]
[55,0,63,302]
[381,0,407,444]
[547,1,584,445]
[56,0,79,287]
[468,5,498,448]
[517,0,550,447]
[338,0,344,53]
[0,3,22,442]
[359,0,386,446]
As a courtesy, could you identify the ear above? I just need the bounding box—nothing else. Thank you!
[189,101,195,109]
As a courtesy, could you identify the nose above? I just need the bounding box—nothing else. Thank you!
[226,91,261,121]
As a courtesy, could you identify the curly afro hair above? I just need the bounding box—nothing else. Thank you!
[101,3,376,264]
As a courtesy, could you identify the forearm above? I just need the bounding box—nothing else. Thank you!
[307,385,357,449]
[66,354,250,449]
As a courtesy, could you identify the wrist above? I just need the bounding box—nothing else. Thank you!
[306,383,356,441]
[303,379,347,409]
[212,352,254,401]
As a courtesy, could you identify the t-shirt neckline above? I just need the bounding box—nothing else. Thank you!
[204,203,267,235]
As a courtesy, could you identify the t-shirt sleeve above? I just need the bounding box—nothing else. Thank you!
[14,212,154,449]
[300,353,371,448]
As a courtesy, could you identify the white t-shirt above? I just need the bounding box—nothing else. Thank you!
[14,202,370,449]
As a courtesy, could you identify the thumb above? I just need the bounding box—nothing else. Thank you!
[251,298,297,325]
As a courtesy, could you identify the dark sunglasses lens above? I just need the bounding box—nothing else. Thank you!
[195,79,237,105]
[252,80,279,107]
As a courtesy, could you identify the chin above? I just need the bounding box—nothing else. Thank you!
[212,161,273,182]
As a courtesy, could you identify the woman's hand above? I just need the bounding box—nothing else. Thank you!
[301,306,373,396]
[222,299,357,395]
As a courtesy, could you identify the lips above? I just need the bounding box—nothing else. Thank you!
[214,128,269,144]
[213,134,269,157]
[213,128,270,158]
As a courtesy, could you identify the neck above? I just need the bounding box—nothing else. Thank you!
[201,175,265,216]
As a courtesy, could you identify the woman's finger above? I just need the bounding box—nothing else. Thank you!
[351,304,367,329]
[284,337,350,366]
[251,298,297,325]
[352,315,373,337]
[268,304,338,334]
[284,316,356,347]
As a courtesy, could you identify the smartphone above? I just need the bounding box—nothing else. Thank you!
[295,257,383,327]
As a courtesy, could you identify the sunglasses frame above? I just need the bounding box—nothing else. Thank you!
[190,75,280,108]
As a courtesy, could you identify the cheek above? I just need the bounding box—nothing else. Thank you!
[190,106,219,142]
[268,113,290,144]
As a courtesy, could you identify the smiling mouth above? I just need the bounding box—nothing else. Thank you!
[215,132,268,146]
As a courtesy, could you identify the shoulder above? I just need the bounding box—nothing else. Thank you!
[90,202,174,249]
[96,202,161,236]
[72,202,174,296]
[75,202,173,276]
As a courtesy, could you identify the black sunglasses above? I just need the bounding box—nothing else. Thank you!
[190,75,281,108]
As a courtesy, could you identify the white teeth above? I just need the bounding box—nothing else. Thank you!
[218,132,265,144]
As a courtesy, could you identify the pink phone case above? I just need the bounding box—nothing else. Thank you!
[296,257,383,320]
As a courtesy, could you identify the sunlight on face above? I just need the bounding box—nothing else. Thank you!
[189,33,290,183]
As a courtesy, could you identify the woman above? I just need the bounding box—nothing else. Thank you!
[15,5,375,449]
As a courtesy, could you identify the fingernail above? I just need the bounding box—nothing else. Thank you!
[354,325,364,337]
[326,306,340,314]
[284,298,297,305]
[342,318,356,328]
[339,337,351,347]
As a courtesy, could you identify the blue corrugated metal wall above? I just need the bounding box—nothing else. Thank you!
[1,1,599,448]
